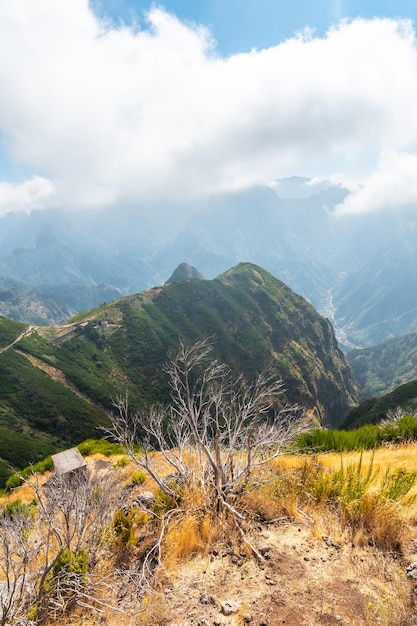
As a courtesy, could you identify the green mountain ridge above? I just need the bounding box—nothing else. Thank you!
[0,263,359,484]
[340,379,417,430]
[347,330,417,398]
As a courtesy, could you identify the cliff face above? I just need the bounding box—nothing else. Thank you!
[214,263,359,424]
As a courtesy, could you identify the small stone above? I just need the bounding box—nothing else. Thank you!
[407,562,417,579]
[199,593,216,606]
[257,543,272,558]
[221,600,240,615]
[134,491,155,507]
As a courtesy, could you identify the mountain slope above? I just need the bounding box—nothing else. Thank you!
[331,229,417,347]
[347,330,417,398]
[340,379,417,429]
[0,263,359,482]
[0,277,123,325]
[21,263,358,422]
[0,317,108,484]
[165,262,205,283]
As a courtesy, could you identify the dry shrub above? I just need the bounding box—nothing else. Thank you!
[180,479,211,511]
[343,495,406,551]
[239,479,299,521]
[255,455,415,553]
[162,513,213,568]
[363,560,417,626]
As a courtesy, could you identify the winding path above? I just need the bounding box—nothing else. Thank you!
[0,325,34,354]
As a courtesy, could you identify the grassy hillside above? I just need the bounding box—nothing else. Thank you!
[0,263,359,483]
[348,330,417,398]
[74,262,359,420]
[341,379,417,429]
[0,318,110,481]
[0,315,27,345]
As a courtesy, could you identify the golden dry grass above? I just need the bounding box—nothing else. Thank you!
[4,443,417,626]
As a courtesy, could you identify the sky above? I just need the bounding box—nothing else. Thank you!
[1,0,417,216]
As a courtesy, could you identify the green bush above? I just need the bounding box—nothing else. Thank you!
[379,468,417,502]
[114,456,129,467]
[112,509,135,546]
[46,548,88,593]
[77,439,124,457]
[131,470,146,486]
[5,456,53,492]
[153,486,181,516]
[2,498,36,520]
[383,415,417,442]
[5,473,24,491]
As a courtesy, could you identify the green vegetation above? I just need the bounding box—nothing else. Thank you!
[153,487,181,516]
[299,453,417,509]
[2,498,37,520]
[341,380,417,429]
[0,427,53,471]
[131,470,146,485]
[0,345,107,485]
[5,456,54,491]
[77,439,125,457]
[348,330,417,398]
[297,415,417,452]
[0,316,27,347]
[44,548,88,600]
[0,262,359,485]
[112,510,135,546]
[293,455,416,551]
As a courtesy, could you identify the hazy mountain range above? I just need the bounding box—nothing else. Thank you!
[1,176,416,348]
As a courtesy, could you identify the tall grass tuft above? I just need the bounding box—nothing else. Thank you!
[163,514,213,567]
[241,455,417,553]
[297,453,417,551]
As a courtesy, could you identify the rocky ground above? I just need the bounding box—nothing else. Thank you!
[78,513,417,626]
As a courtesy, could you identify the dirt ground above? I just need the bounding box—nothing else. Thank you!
[90,516,417,626]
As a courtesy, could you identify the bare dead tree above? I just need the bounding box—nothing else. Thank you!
[0,502,39,626]
[28,469,124,623]
[106,339,310,516]
[0,467,125,625]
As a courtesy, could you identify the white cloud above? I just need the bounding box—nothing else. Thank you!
[334,152,417,215]
[0,176,56,216]
[0,2,417,210]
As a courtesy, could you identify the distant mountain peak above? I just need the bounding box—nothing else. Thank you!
[271,176,337,199]
[165,263,205,284]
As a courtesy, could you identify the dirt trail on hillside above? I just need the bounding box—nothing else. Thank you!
[0,325,34,354]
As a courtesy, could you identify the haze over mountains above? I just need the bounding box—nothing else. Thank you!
[0,176,416,349]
